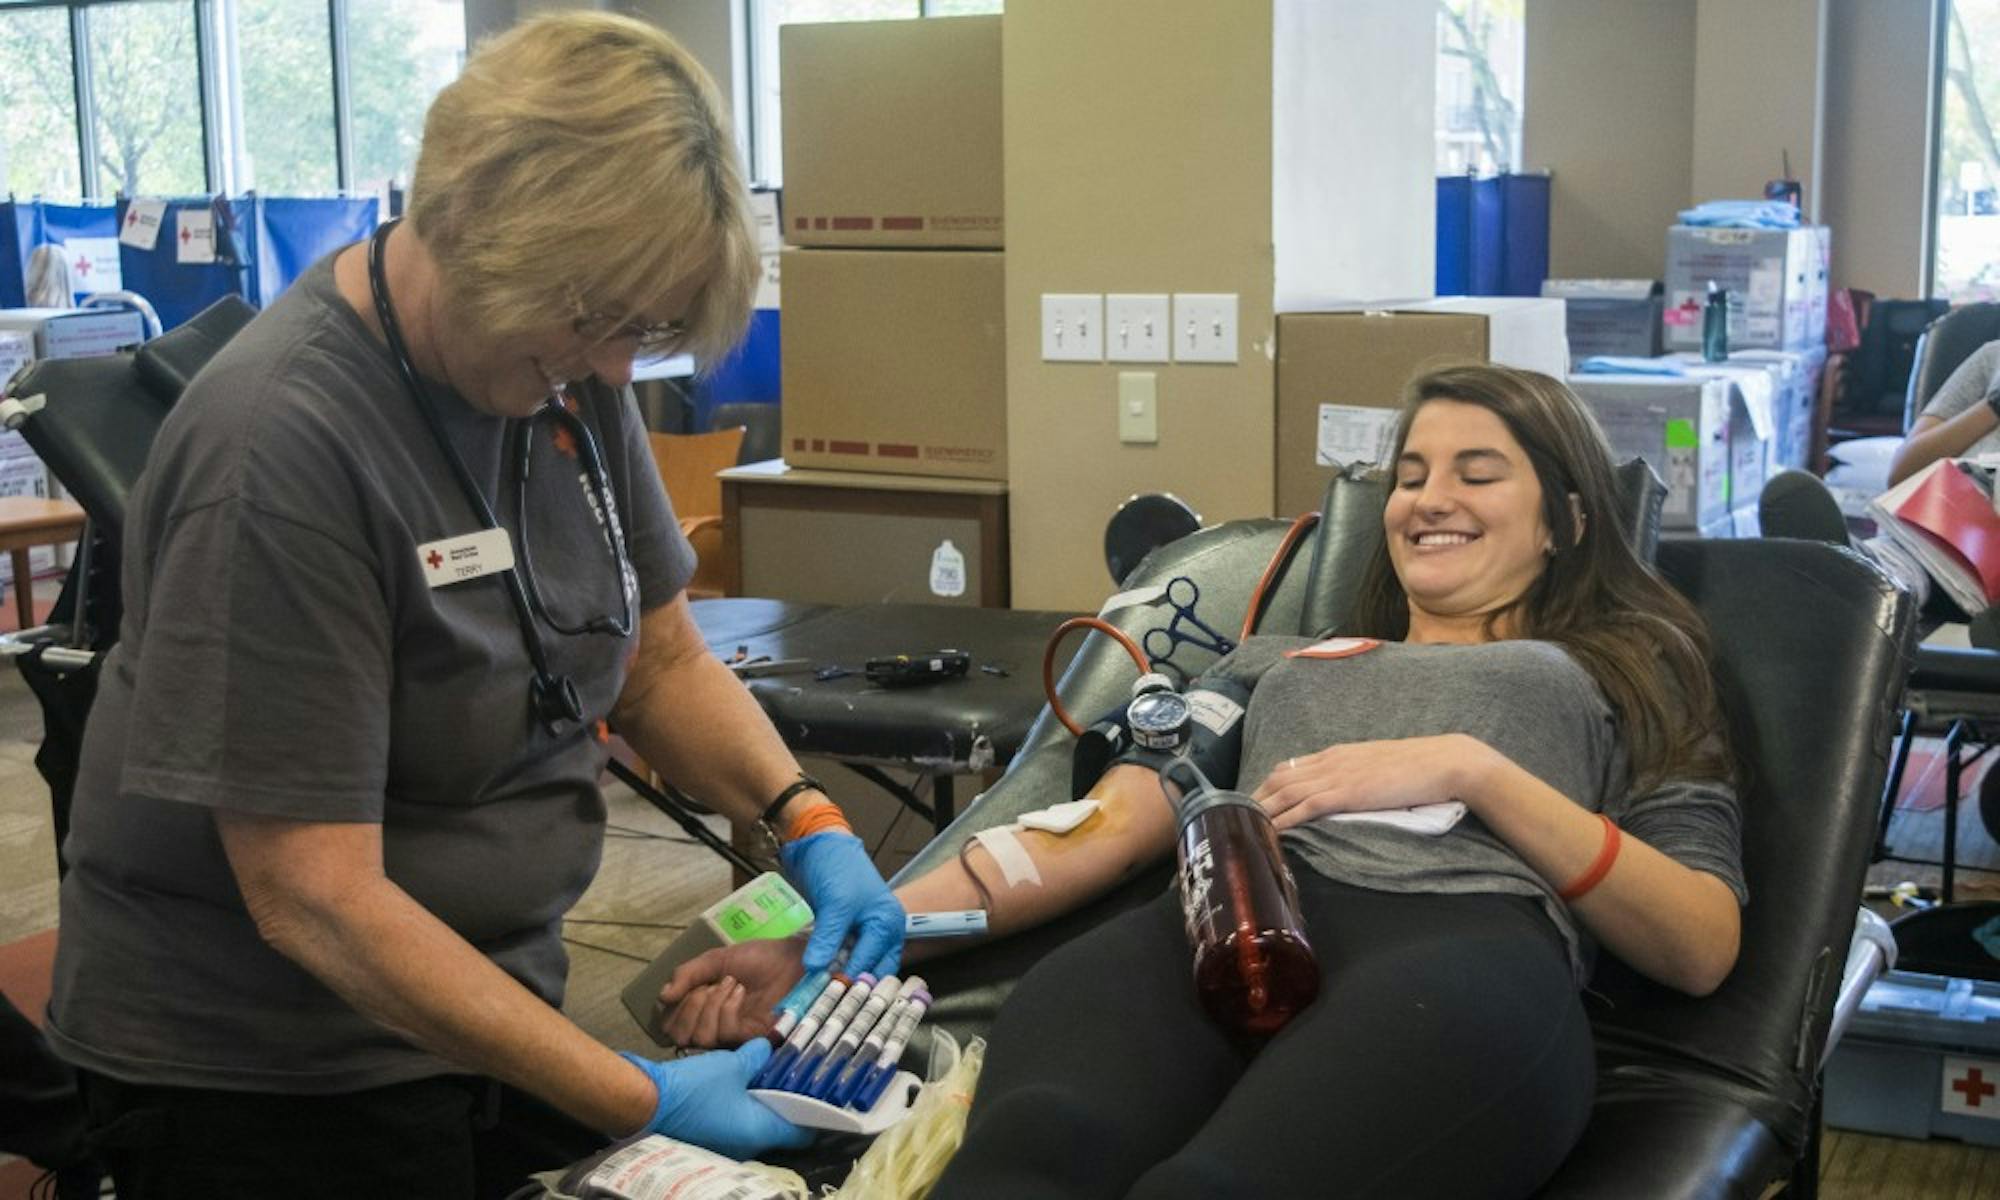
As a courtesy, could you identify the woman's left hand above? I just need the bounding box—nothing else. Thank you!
[1252,733,1498,831]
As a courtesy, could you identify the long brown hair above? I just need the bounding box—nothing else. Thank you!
[1349,363,1732,791]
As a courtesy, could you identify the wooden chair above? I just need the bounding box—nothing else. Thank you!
[647,427,745,600]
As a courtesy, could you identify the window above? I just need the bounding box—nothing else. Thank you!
[228,0,338,194]
[0,6,82,197]
[85,1,208,197]
[347,0,466,196]
[746,0,1001,185]
[1936,0,2000,302]
[0,0,464,202]
[1435,0,1524,177]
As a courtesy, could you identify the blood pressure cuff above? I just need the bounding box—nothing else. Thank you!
[1070,676,1252,798]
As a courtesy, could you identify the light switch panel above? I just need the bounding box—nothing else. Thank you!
[1118,371,1157,444]
[1106,294,1170,363]
[1172,293,1238,364]
[1041,293,1104,362]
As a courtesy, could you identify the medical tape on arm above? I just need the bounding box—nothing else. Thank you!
[971,824,1042,887]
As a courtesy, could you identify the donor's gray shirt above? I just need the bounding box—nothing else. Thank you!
[47,255,694,1092]
[1207,636,1746,983]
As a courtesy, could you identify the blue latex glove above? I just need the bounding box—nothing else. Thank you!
[618,1043,812,1162]
[779,831,906,976]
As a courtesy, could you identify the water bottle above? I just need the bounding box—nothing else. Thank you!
[1160,758,1320,1037]
[1702,280,1730,363]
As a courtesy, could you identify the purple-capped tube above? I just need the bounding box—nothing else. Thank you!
[826,976,927,1108]
[778,973,877,1092]
[848,984,933,1111]
[750,974,848,1089]
[804,976,905,1099]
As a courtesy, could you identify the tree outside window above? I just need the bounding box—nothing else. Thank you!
[232,0,338,194]
[86,0,207,197]
[348,0,465,196]
[1435,0,1524,177]
[1938,0,2000,302]
[0,7,83,198]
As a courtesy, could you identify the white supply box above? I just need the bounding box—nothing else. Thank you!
[0,307,145,361]
[1570,375,1733,531]
[1662,226,1829,354]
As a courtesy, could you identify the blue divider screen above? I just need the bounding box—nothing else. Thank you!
[693,307,780,430]
[116,197,260,332]
[0,201,120,307]
[1435,173,1551,297]
[252,196,378,307]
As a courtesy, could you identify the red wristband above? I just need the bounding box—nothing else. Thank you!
[1557,813,1622,902]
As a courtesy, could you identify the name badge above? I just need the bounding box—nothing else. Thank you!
[1284,636,1381,661]
[418,528,515,588]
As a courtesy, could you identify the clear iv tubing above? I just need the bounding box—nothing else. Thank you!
[1041,510,1323,736]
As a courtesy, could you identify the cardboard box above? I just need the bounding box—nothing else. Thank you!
[781,16,1003,249]
[1541,279,1662,360]
[781,248,1006,481]
[0,307,145,361]
[722,460,1008,607]
[1274,297,1568,516]
[1662,225,1829,353]
[1570,375,1732,530]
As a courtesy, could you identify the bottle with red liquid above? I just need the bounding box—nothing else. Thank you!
[1160,759,1320,1037]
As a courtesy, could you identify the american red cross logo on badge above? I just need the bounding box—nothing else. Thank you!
[426,550,443,570]
[1955,1068,1997,1107]
[75,257,91,277]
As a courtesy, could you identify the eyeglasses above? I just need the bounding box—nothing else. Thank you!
[572,310,689,355]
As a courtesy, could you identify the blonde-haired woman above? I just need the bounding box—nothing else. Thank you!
[48,14,900,1197]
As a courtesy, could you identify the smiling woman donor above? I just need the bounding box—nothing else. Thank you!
[43,14,902,1199]
[665,363,1745,1200]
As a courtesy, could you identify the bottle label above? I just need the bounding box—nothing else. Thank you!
[1179,834,1218,938]
[929,539,966,597]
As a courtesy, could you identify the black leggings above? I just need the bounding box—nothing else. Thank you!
[934,868,1596,1200]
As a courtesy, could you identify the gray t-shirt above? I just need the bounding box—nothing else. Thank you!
[1205,636,1746,983]
[1919,341,2000,456]
[47,255,695,1092]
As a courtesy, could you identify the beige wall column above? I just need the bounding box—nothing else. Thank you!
[1523,0,1697,280]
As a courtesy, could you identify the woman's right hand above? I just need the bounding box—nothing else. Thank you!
[657,937,807,1047]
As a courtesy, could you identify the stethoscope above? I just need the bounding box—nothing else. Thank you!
[366,218,634,734]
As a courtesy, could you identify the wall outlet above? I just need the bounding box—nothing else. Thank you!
[1172,293,1238,364]
[1106,294,1170,363]
[1041,293,1104,362]
[1118,371,1158,444]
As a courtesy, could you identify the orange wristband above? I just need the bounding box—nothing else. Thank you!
[1557,813,1622,902]
[784,800,853,843]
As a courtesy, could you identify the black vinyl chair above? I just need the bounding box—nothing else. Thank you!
[897,465,1914,1198]
[1903,302,2000,429]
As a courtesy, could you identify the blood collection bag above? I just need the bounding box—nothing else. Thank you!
[1161,759,1319,1037]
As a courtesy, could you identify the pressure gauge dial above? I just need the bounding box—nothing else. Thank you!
[1128,688,1193,752]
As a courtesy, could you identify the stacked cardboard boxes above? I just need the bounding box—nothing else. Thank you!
[1274,298,1569,516]
[757,15,1009,604]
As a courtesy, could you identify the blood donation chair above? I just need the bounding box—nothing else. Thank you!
[895,466,1915,1198]
[0,296,258,860]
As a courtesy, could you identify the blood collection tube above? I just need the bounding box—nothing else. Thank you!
[804,976,904,1100]
[750,974,848,1090]
[777,973,877,1093]
[847,985,933,1111]
[826,976,927,1108]
[767,966,834,1043]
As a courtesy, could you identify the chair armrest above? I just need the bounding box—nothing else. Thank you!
[1822,906,1897,1069]
[679,514,723,538]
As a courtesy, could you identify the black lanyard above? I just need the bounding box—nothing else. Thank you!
[365,219,633,734]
